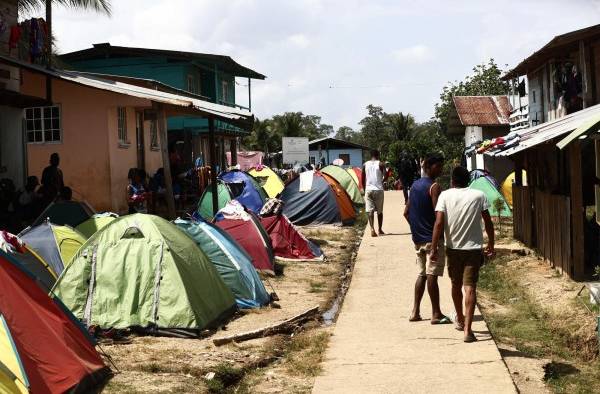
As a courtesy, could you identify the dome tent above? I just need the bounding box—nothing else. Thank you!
[18,221,86,277]
[346,167,363,192]
[32,200,94,228]
[469,177,511,217]
[175,219,271,309]
[248,166,285,198]
[500,171,527,208]
[280,172,356,225]
[259,214,324,261]
[76,212,118,239]
[321,165,364,205]
[53,214,236,334]
[0,251,110,393]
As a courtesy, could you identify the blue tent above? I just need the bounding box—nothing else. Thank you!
[175,218,271,309]
[219,171,267,214]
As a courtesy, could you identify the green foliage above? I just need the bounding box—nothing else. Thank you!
[18,0,112,15]
[435,59,509,133]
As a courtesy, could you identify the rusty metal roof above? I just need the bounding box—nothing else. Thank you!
[452,96,511,126]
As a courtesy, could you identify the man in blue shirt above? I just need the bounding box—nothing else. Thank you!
[404,155,449,324]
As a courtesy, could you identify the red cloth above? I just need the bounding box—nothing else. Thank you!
[0,253,109,393]
[216,217,274,273]
[259,215,322,260]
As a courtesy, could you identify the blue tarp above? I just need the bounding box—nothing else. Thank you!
[219,171,266,215]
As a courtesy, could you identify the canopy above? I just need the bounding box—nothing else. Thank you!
[248,167,285,198]
[32,200,94,228]
[556,112,600,149]
[216,213,275,275]
[469,177,511,217]
[0,251,110,393]
[175,219,270,309]
[18,222,86,277]
[281,172,356,225]
[76,213,118,239]
[500,171,528,208]
[321,165,364,205]
[259,214,324,261]
[53,214,236,333]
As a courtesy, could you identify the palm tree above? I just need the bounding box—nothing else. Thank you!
[18,0,111,14]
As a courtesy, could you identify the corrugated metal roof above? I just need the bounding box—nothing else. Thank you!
[0,54,253,128]
[452,96,511,126]
[487,103,600,157]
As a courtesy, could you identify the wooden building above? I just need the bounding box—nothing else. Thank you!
[488,23,600,280]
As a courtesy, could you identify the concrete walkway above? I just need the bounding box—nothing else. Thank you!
[313,191,516,394]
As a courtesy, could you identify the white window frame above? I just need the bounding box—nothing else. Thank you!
[118,107,129,146]
[25,105,62,144]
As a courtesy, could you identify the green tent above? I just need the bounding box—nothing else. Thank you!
[76,213,118,239]
[198,182,233,220]
[321,165,364,206]
[469,177,511,217]
[53,214,236,333]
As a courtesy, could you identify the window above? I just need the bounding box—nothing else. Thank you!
[118,107,128,145]
[338,153,350,166]
[187,75,195,94]
[150,120,159,150]
[221,80,229,103]
[25,106,61,143]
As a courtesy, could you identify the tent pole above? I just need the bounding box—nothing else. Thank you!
[154,103,176,219]
[209,117,219,215]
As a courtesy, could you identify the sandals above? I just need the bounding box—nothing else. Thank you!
[430,316,452,325]
[464,332,478,343]
[409,315,423,322]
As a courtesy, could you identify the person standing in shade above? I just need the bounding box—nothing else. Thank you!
[404,155,449,324]
[40,152,64,204]
[362,149,387,237]
[430,166,495,343]
[398,153,417,204]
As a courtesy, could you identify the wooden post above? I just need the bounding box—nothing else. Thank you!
[208,117,219,215]
[45,0,52,103]
[569,141,585,280]
[230,137,238,166]
[580,40,588,109]
[154,103,176,219]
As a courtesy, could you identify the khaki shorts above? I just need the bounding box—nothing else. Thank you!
[446,248,483,286]
[415,242,445,277]
[365,190,384,213]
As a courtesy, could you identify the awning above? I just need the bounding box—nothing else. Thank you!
[556,113,600,149]
[0,54,254,129]
[486,103,600,157]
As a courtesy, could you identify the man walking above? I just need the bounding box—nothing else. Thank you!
[404,155,449,324]
[430,166,495,343]
[362,150,387,237]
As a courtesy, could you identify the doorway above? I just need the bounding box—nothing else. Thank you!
[136,112,145,170]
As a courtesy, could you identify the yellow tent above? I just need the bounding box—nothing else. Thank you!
[0,316,28,394]
[248,167,284,198]
[501,170,527,208]
[346,168,360,188]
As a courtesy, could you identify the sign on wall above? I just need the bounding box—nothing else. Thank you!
[282,137,309,165]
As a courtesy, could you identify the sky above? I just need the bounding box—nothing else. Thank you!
[31,0,600,130]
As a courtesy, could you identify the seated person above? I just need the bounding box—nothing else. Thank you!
[127,169,149,214]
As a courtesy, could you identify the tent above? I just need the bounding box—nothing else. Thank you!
[469,169,500,189]
[8,244,56,292]
[0,251,110,393]
[322,165,364,205]
[53,214,236,333]
[174,219,271,309]
[259,214,324,261]
[76,213,118,239]
[347,167,363,192]
[197,171,267,220]
[469,177,511,217]
[280,172,356,225]
[248,166,285,198]
[500,171,527,209]
[32,200,95,228]
[19,222,86,277]
[215,210,275,275]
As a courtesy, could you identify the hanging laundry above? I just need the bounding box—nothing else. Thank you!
[8,25,20,51]
[299,170,314,192]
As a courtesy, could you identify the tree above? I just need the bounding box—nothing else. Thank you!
[335,126,356,141]
[18,0,111,14]
[435,59,508,133]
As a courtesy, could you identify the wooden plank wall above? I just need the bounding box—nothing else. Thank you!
[513,185,533,246]
[534,190,572,276]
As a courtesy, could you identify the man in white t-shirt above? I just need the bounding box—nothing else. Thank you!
[361,149,387,237]
[430,166,495,343]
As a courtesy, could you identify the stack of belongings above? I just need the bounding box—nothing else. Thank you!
[174,218,271,309]
[477,131,521,155]
[53,214,236,337]
[214,201,275,275]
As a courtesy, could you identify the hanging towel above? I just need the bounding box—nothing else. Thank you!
[299,170,314,192]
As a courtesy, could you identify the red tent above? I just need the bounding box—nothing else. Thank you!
[0,251,110,393]
[216,214,275,275]
[260,215,324,261]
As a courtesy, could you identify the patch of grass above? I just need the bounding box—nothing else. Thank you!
[138,362,166,374]
[354,211,368,232]
[104,381,146,394]
[204,363,245,393]
[308,280,326,293]
[284,331,331,377]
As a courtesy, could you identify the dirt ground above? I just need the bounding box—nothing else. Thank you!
[478,237,599,394]
[102,222,363,393]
